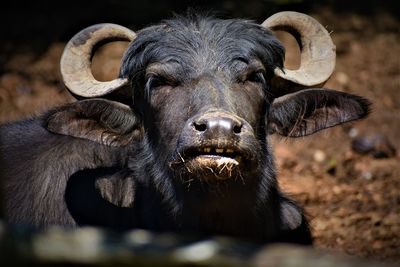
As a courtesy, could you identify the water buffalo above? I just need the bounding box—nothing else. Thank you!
[0,12,370,244]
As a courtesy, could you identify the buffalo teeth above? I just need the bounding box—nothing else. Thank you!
[199,147,236,154]
[215,148,224,154]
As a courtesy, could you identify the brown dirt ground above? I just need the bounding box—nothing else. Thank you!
[0,9,399,264]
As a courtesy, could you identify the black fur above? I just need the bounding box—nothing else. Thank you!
[0,15,370,245]
[0,114,132,226]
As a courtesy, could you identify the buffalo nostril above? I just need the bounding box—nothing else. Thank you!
[193,122,207,132]
[233,124,242,134]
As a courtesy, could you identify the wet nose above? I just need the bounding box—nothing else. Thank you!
[192,112,243,138]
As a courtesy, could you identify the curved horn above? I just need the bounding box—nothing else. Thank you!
[262,11,336,90]
[60,23,136,98]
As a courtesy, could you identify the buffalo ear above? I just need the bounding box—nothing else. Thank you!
[268,89,371,137]
[46,99,141,146]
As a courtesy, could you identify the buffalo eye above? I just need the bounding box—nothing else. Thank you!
[235,60,267,85]
[245,70,266,84]
[146,75,176,90]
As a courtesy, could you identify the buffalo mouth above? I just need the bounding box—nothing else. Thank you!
[185,146,241,164]
[173,145,248,181]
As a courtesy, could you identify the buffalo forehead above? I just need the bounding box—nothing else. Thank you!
[121,16,284,81]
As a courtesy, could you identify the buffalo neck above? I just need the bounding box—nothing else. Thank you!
[171,171,274,241]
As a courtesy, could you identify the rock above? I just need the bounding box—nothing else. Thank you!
[336,72,349,86]
[361,171,373,180]
[347,127,359,138]
[313,150,326,163]
[351,134,396,158]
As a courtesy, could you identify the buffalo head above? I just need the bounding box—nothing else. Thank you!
[44,12,369,240]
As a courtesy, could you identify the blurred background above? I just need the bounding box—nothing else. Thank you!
[0,0,399,264]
